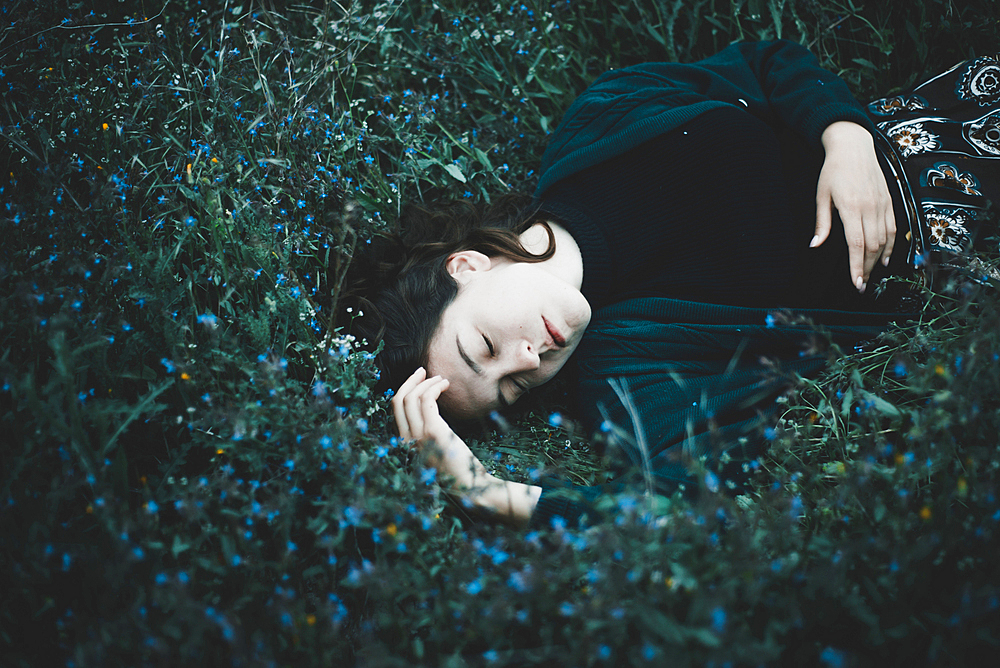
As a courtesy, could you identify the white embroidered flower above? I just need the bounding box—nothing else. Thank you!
[923,207,971,252]
[886,122,941,157]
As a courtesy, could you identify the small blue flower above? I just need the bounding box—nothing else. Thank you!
[711,606,726,633]
[820,647,847,668]
[704,471,719,493]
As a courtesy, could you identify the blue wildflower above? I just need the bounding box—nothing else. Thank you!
[819,647,847,668]
[711,606,726,633]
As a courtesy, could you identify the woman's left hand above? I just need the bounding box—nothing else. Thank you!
[811,120,896,293]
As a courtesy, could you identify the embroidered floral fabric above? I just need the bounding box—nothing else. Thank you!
[868,54,1000,285]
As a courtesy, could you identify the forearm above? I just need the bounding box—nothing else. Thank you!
[463,475,542,529]
[444,447,541,528]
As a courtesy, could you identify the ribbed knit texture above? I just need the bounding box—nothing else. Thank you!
[535,40,875,197]
[526,41,912,530]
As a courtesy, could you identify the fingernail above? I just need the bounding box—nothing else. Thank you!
[883,256,891,267]
[809,235,820,248]
[855,276,863,291]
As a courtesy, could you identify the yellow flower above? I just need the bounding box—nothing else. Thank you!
[919,506,932,521]
[211,157,219,163]
[102,122,109,131]
[306,614,316,626]
[385,523,397,537]
[216,448,225,455]
[181,372,191,381]
[934,364,946,376]
[86,504,94,514]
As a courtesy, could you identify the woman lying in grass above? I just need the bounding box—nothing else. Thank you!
[347,40,1000,528]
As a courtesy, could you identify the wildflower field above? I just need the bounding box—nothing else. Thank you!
[2,0,999,665]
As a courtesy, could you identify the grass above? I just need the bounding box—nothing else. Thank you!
[1,0,999,665]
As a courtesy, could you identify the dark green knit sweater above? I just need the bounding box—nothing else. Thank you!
[526,40,912,528]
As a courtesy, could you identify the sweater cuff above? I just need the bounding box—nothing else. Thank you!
[528,477,604,530]
[803,102,875,148]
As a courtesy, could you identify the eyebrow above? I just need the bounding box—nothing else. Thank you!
[456,335,482,375]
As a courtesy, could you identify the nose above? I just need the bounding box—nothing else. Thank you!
[509,340,541,373]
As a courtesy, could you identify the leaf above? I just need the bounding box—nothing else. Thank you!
[638,609,684,644]
[473,147,492,170]
[443,163,467,183]
[171,534,190,558]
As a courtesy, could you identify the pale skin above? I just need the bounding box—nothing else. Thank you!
[392,120,894,525]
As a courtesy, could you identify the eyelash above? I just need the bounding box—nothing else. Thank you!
[482,334,527,399]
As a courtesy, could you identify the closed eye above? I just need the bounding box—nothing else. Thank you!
[482,333,495,357]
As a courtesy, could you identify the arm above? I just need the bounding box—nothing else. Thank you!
[813,120,896,290]
[392,367,541,528]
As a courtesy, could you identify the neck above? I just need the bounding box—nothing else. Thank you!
[519,221,585,290]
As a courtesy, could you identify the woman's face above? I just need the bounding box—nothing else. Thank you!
[425,250,592,420]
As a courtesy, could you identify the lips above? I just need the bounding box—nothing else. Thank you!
[543,317,566,348]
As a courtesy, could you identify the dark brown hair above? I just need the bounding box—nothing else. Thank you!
[340,194,555,395]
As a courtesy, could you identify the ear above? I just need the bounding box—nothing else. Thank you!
[445,250,493,284]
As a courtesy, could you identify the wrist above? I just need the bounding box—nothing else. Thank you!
[821,120,873,151]
[460,474,542,529]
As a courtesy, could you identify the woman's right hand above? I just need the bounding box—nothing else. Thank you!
[391,367,542,526]
[391,367,480,490]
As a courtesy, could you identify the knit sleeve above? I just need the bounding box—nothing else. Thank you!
[528,478,608,530]
[536,40,872,196]
[724,39,874,146]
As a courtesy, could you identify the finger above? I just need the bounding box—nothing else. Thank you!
[419,378,452,445]
[882,200,897,267]
[812,192,833,248]
[402,375,449,441]
[392,367,427,439]
[843,215,866,292]
[861,211,889,283]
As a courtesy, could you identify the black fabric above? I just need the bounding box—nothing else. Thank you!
[526,46,1000,530]
[540,106,912,312]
